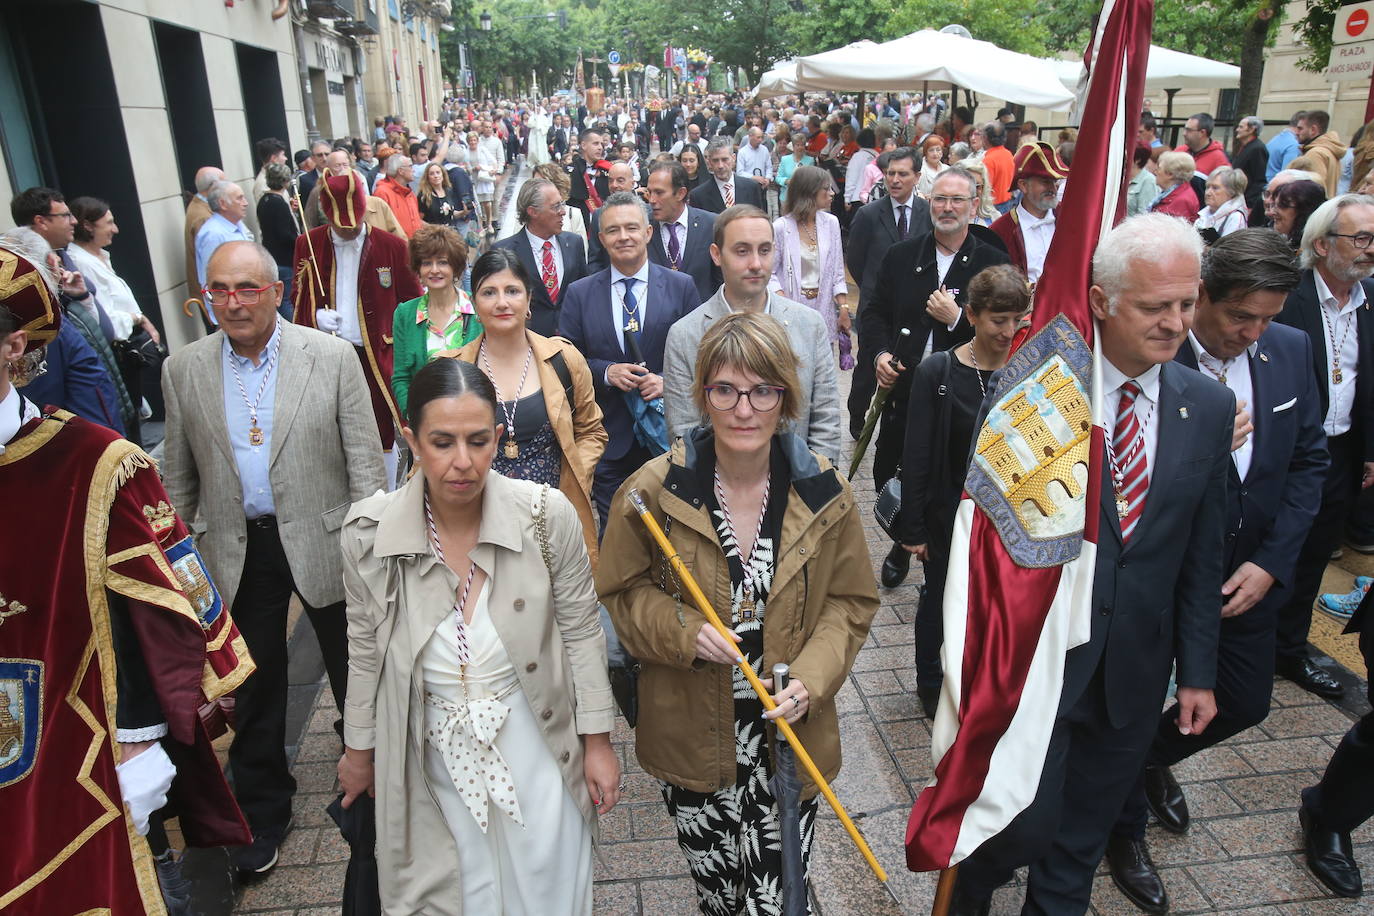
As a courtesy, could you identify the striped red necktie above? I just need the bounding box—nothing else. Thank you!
[540,240,559,301]
[1112,380,1149,542]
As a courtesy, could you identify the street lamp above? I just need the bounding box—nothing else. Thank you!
[479,10,492,31]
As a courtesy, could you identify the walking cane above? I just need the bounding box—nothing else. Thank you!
[626,489,899,905]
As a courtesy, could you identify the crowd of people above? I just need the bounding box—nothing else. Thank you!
[4,84,1374,916]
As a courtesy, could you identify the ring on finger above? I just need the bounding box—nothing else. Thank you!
[791,696,800,707]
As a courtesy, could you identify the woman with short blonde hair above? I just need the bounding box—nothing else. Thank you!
[599,310,878,916]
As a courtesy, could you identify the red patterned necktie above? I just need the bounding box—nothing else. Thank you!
[724,181,734,207]
[1112,380,1149,542]
[541,240,559,301]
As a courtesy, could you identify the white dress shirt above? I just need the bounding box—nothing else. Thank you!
[331,225,367,347]
[890,194,916,238]
[1189,331,1255,480]
[610,260,651,354]
[736,142,773,181]
[1314,269,1363,436]
[1102,357,1162,493]
[1016,204,1057,284]
[660,210,690,265]
[0,385,39,453]
[527,229,563,291]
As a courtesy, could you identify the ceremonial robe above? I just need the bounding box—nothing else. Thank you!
[290,226,422,449]
[0,411,253,914]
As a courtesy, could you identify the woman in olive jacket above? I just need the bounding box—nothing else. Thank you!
[597,312,878,915]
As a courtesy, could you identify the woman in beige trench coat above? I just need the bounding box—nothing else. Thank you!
[336,358,619,915]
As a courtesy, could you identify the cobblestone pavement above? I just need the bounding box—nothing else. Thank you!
[230,344,1373,915]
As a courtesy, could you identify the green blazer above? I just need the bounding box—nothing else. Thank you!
[391,292,483,418]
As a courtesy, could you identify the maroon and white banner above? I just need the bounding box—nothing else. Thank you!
[905,0,1155,872]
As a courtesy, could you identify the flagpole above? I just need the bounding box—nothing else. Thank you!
[931,865,958,916]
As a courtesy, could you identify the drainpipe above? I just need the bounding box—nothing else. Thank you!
[295,19,321,142]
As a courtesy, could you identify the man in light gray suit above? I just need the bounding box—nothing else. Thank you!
[161,241,385,878]
[663,205,841,463]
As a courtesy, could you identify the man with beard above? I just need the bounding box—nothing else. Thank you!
[864,167,1008,587]
[991,141,1069,287]
[1271,194,1374,700]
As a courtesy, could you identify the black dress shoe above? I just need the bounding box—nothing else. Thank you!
[1144,764,1190,834]
[1300,806,1363,898]
[1106,833,1169,915]
[918,686,941,719]
[881,544,911,588]
[1277,657,1345,700]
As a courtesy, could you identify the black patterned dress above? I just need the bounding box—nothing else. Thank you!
[491,391,562,488]
[659,443,819,916]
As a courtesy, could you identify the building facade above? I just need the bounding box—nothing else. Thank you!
[359,0,448,132]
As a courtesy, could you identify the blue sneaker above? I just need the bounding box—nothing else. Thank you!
[1317,582,1369,619]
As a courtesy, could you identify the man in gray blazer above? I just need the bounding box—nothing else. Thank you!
[161,241,385,877]
[663,205,841,463]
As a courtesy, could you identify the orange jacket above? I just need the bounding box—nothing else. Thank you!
[373,177,421,238]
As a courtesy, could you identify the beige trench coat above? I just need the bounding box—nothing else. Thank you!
[341,471,614,915]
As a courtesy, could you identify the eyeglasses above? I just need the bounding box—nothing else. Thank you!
[930,195,974,206]
[703,383,785,412]
[1328,232,1374,250]
[202,284,276,307]
[41,210,75,221]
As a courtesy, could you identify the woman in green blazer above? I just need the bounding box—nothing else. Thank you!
[392,224,483,417]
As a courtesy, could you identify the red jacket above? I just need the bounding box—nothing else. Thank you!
[982,145,1016,205]
[1174,140,1229,178]
[373,176,422,238]
[1151,183,1200,222]
[989,208,1027,274]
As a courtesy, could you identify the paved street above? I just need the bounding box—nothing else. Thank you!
[223,303,1373,916]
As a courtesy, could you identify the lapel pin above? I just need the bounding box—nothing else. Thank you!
[1259,352,1269,362]
[1179,407,1190,420]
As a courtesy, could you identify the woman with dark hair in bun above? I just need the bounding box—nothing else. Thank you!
[337,357,619,915]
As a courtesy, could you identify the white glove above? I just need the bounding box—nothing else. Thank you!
[315,309,342,333]
[115,742,176,836]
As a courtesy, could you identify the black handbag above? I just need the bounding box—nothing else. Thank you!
[875,474,902,538]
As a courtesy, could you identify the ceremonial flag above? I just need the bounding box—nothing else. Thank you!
[576,48,585,92]
[904,0,1154,872]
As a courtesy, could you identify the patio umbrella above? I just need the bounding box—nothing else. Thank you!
[767,662,808,916]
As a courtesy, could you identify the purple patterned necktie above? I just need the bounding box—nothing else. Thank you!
[667,221,682,269]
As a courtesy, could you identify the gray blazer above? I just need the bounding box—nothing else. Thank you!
[662,290,842,463]
[161,322,386,611]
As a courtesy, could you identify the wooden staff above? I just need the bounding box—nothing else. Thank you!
[626,488,898,904]
[290,181,327,301]
[932,865,959,916]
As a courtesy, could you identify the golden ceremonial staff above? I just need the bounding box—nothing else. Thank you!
[290,181,328,302]
[626,488,900,906]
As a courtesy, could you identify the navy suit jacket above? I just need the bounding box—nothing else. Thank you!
[689,176,765,214]
[22,320,125,435]
[646,208,721,304]
[1063,361,1233,728]
[493,231,587,338]
[1276,270,1374,460]
[558,263,700,460]
[1174,325,1328,591]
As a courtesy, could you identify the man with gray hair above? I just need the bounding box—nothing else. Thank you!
[1232,115,1269,225]
[560,190,700,527]
[372,153,420,237]
[691,137,765,214]
[194,180,253,324]
[185,165,225,311]
[493,177,588,337]
[1269,194,1374,700]
[952,213,1232,916]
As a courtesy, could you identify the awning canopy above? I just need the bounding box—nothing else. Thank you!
[751,60,802,100]
[793,30,1075,111]
[1048,44,1241,92]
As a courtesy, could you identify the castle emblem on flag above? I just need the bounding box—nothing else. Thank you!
[0,659,43,789]
[966,314,1094,568]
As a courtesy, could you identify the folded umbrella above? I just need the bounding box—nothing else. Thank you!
[768,663,809,916]
[327,794,381,916]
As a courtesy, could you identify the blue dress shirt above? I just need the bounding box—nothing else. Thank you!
[222,323,282,518]
[196,214,253,325]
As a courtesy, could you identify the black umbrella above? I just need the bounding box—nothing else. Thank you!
[327,793,381,916]
[768,663,808,916]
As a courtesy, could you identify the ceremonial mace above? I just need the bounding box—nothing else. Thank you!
[626,489,900,906]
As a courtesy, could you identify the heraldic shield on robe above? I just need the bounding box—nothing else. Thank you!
[0,409,254,915]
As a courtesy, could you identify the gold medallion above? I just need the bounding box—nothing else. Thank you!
[249,426,265,447]
[504,439,519,460]
[1115,494,1130,520]
[625,318,640,333]
[739,598,756,620]
[1334,367,1344,385]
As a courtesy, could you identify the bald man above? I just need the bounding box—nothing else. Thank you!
[185,165,225,305]
[586,161,641,272]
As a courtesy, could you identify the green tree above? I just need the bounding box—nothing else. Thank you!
[782,0,903,58]
[1293,0,1342,73]
[891,0,1050,56]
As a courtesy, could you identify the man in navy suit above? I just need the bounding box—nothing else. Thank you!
[493,178,587,338]
[953,214,1233,915]
[689,137,765,214]
[1105,229,1328,915]
[644,160,721,303]
[559,190,700,529]
[1271,194,1374,702]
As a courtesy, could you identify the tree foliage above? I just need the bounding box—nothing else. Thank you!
[1293,0,1342,73]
